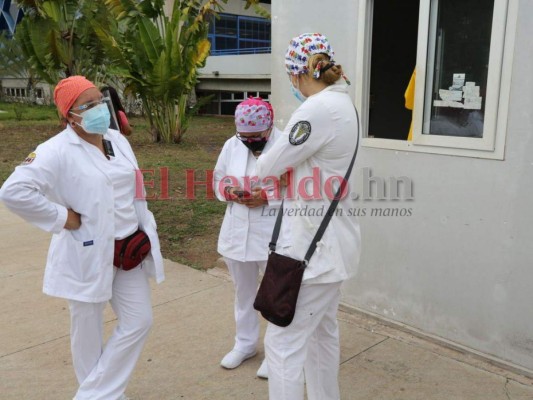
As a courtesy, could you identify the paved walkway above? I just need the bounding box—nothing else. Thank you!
[1,203,533,399]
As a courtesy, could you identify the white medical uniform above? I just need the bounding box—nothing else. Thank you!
[255,82,361,400]
[213,128,281,354]
[0,126,165,400]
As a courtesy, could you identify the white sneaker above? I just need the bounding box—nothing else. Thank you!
[220,349,257,369]
[256,358,268,379]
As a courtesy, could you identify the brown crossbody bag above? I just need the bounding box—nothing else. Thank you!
[254,109,360,327]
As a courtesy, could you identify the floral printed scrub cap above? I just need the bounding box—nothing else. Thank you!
[285,33,335,76]
[234,97,274,133]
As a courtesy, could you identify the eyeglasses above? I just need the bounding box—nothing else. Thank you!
[235,132,264,142]
[70,97,110,113]
[236,127,272,142]
[236,132,265,142]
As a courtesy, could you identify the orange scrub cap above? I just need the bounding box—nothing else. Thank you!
[54,76,96,118]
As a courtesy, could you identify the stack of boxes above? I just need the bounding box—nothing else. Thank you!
[433,73,483,110]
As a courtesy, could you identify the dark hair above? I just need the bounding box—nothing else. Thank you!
[101,86,126,132]
[101,86,126,113]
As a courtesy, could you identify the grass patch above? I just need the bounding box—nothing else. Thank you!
[0,111,235,269]
[0,101,58,121]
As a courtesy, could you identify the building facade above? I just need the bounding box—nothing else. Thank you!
[196,0,272,115]
[270,0,533,375]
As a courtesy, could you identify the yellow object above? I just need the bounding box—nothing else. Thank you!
[405,69,416,141]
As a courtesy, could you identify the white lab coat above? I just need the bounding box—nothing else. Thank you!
[0,126,165,303]
[255,82,361,284]
[213,128,282,262]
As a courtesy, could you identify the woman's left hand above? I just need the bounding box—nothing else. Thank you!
[240,187,268,208]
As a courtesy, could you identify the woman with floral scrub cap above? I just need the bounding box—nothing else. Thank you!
[0,76,164,400]
[213,97,282,379]
[254,33,361,400]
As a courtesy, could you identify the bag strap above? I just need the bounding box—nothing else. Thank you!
[268,198,285,252]
[269,107,360,265]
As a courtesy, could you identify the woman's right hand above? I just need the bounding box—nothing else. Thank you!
[64,209,81,230]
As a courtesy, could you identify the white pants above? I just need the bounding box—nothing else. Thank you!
[265,282,342,400]
[68,266,153,400]
[224,257,266,354]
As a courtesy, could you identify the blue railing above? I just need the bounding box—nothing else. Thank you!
[210,47,271,56]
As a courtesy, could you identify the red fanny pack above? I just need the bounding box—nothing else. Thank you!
[113,230,151,271]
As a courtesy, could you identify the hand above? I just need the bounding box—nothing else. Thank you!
[279,171,291,187]
[224,186,241,202]
[64,209,81,230]
[240,187,268,208]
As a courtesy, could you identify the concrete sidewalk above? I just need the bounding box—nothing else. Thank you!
[1,203,533,400]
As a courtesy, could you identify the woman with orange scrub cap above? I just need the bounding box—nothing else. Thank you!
[0,76,164,400]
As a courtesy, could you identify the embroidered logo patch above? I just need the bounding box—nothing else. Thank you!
[289,121,311,145]
[21,152,36,165]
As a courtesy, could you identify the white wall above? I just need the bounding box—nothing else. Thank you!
[270,0,358,129]
[196,1,272,88]
[165,0,270,18]
[199,53,271,78]
[217,0,271,17]
[272,0,533,372]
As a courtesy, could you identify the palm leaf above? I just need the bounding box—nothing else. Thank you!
[137,18,163,65]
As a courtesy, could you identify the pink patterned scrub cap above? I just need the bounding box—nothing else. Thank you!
[234,97,274,133]
[285,33,335,76]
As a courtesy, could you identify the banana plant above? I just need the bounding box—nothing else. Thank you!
[0,32,42,103]
[95,0,226,143]
[15,0,109,84]
[244,0,271,19]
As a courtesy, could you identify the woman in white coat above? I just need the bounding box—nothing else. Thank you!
[0,76,164,400]
[255,33,361,400]
[213,97,281,378]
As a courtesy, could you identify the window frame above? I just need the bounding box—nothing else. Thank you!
[355,0,518,160]
[208,13,271,56]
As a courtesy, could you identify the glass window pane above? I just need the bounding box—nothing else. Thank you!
[233,92,244,100]
[239,40,270,49]
[215,37,238,51]
[220,92,233,100]
[216,14,237,36]
[424,0,495,138]
[221,102,239,116]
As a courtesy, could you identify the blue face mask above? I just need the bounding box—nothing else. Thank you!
[72,103,111,135]
[290,84,307,103]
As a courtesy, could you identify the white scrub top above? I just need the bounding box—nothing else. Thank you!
[255,82,361,284]
[0,127,165,302]
[81,138,139,240]
[213,128,282,262]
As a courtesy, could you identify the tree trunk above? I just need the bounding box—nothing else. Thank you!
[26,76,36,104]
[151,124,161,143]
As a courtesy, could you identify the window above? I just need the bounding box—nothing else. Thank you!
[197,90,271,116]
[356,0,518,159]
[208,13,271,55]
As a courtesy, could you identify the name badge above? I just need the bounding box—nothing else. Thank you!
[83,240,94,247]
